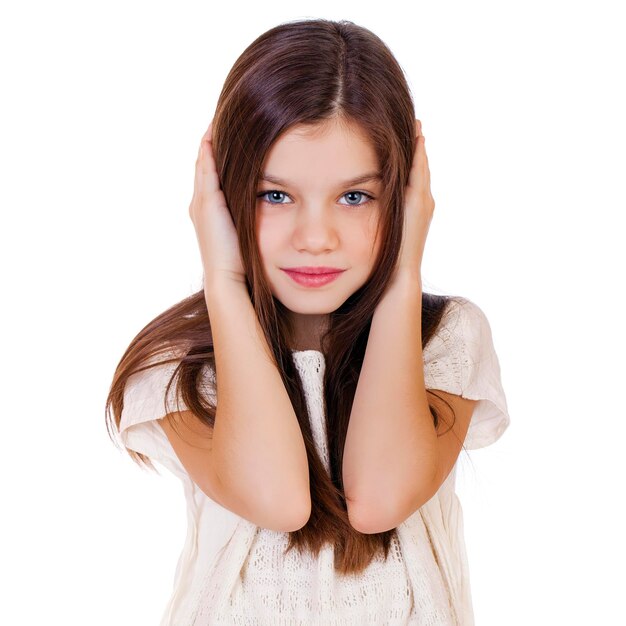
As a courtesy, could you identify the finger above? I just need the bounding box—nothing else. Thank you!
[202,121,214,143]
[196,121,214,161]
[407,133,425,190]
[415,119,430,179]
[419,135,430,182]
[195,129,221,196]
[198,122,214,159]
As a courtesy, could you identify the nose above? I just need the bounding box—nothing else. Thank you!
[292,205,339,252]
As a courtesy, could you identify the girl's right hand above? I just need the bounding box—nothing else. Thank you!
[189,122,247,289]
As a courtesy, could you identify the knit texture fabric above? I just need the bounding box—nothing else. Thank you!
[118,297,510,625]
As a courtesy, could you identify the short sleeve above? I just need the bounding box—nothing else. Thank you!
[118,353,216,476]
[424,297,511,450]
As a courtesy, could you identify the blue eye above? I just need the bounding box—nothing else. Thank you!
[256,190,375,206]
[338,191,374,206]
[257,190,292,204]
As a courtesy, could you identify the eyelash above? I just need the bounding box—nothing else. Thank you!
[256,189,375,207]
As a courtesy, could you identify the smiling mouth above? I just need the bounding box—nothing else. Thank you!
[281,268,344,287]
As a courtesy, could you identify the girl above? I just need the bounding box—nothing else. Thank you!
[107,18,510,626]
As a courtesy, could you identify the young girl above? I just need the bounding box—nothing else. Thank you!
[107,18,510,626]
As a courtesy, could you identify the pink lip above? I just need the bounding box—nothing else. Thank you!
[283,266,345,275]
[281,268,345,287]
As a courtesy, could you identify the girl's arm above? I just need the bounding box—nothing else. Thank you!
[343,278,478,536]
[205,278,311,531]
[342,277,438,531]
[184,125,310,531]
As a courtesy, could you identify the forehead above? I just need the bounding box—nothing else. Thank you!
[261,119,379,184]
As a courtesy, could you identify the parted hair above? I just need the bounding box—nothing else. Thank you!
[106,18,460,575]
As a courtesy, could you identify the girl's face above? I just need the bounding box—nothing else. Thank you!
[256,118,383,348]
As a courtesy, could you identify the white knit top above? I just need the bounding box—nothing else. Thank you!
[118,297,510,625]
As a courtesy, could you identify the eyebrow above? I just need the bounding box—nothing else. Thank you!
[260,171,382,187]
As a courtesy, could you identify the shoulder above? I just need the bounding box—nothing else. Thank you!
[424,296,500,394]
[426,296,490,358]
[121,348,216,431]
[441,296,490,332]
[425,296,511,449]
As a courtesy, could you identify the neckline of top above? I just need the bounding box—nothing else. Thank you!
[291,349,324,355]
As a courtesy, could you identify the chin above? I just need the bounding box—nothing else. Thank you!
[281,296,342,315]
[272,287,352,314]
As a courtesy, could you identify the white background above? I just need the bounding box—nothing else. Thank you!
[2,1,624,624]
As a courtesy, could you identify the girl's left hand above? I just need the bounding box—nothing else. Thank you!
[393,119,435,286]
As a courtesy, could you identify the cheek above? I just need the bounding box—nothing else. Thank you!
[255,215,279,260]
[347,227,379,266]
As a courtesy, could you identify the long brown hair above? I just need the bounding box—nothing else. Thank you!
[106,18,465,576]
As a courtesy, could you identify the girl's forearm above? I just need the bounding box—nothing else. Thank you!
[342,276,438,532]
[205,279,311,527]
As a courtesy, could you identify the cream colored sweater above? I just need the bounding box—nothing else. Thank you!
[119,297,510,625]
